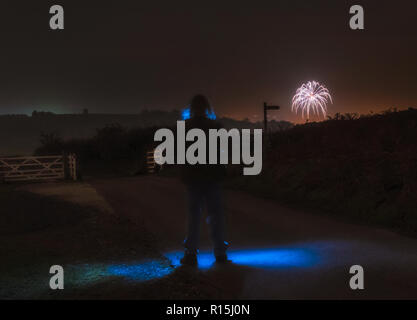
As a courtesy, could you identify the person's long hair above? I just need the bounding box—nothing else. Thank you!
[190,94,213,118]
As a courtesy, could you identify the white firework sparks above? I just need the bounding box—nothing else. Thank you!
[292,81,333,118]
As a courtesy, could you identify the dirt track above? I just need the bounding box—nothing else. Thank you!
[90,175,417,299]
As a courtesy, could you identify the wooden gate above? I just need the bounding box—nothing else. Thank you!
[0,154,77,183]
[146,149,162,174]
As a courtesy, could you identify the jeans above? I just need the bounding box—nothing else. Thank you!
[184,182,228,256]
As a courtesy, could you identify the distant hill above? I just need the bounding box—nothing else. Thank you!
[0,111,178,156]
[0,111,293,156]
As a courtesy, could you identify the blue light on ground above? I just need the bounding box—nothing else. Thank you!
[107,260,173,281]
[71,260,174,284]
[165,247,318,270]
[70,246,320,284]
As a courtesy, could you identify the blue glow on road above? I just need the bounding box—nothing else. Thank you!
[229,248,317,268]
[71,246,321,284]
[71,260,174,285]
[165,247,318,270]
[107,260,173,281]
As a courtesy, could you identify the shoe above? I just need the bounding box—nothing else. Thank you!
[215,254,231,264]
[180,253,198,266]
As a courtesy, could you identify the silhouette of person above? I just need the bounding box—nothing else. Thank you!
[180,94,229,266]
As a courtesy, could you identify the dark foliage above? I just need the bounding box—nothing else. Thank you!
[35,124,159,174]
[233,108,417,235]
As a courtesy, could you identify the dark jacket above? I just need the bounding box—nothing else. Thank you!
[180,116,227,184]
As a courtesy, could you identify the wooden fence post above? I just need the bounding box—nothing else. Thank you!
[146,148,164,174]
[68,153,77,181]
[147,149,155,174]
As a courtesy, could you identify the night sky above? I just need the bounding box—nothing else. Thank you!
[1,0,417,122]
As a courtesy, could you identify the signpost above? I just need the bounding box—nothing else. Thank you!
[263,102,280,134]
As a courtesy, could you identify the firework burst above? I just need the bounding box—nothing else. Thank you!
[292,81,333,119]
